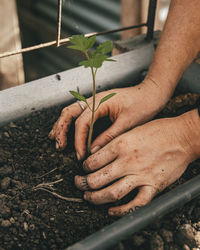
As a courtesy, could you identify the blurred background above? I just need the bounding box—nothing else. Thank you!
[0,0,170,89]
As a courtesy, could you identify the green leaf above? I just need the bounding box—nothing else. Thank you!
[67,35,96,53]
[69,35,85,46]
[68,36,115,69]
[99,93,116,105]
[67,35,87,53]
[69,91,87,102]
[79,60,91,68]
[92,54,108,68]
[79,54,108,69]
[86,36,96,49]
[67,45,86,53]
[96,40,114,55]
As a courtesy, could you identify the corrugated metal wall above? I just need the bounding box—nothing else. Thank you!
[17,0,120,81]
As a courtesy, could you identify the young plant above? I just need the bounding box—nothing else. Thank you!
[67,35,116,154]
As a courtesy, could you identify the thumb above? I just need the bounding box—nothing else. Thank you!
[90,118,128,154]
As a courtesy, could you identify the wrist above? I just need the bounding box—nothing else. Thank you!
[145,74,175,102]
[179,109,200,160]
[140,77,171,114]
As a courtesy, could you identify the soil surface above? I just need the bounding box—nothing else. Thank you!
[0,93,200,250]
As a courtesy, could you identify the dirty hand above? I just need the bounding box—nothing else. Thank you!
[75,110,200,216]
[49,78,167,159]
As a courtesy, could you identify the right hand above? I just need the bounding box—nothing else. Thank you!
[49,78,168,160]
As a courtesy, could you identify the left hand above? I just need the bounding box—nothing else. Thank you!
[49,80,167,159]
[75,110,199,216]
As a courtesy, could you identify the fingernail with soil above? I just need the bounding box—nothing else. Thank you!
[75,176,90,190]
[108,209,118,216]
[49,130,55,139]
[48,131,52,138]
[83,161,89,172]
[91,145,101,154]
[56,142,59,149]
[108,210,114,216]
[76,152,81,161]
[108,208,121,217]
[81,176,90,190]
[84,191,91,201]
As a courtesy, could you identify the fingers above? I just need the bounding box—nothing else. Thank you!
[90,117,129,154]
[82,141,118,172]
[83,175,142,205]
[75,105,109,159]
[108,185,157,217]
[74,110,91,159]
[75,159,126,190]
[49,102,85,150]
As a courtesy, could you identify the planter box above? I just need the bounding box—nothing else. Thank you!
[0,36,200,250]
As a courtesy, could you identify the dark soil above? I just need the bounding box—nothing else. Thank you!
[0,93,200,250]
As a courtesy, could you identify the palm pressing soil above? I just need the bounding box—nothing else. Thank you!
[0,93,199,250]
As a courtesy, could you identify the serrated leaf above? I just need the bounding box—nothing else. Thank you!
[67,35,88,53]
[69,91,86,102]
[86,36,96,49]
[68,36,115,70]
[96,40,114,55]
[79,60,89,68]
[68,35,96,53]
[92,54,108,68]
[99,93,116,105]
[69,35,85,46]
[79,60,90,68]
[67,45,86,53]
[79,54,108,69]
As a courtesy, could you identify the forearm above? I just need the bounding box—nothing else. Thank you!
[146,0,200,101]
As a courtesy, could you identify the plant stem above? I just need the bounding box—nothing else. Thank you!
[87,67,96,153]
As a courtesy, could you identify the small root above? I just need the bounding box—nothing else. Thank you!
[36,167,58,179]
[33,178,63,191]
[34,187,83,203]
[32,178,83,202]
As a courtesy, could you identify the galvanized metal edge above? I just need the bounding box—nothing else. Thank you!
[0,42,154,127]
[0,43,200,128]
[67,174,200,250]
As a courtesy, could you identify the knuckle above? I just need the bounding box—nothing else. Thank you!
[61,107,69,116]
[75,115,86,127]
[108,190,119,201]
[60,140,67,149]
[116,138,123,151]
[154,183,164,194]
[75,116,82,127]
[77,114,91,130]
[49,130,54,139]
[51,122,58,133]
[90,195,99,204]
[74,176,80,187]
[83,160,92,172]
[87,191,96,203]
[105,133,115,142]
[86,175,97,189]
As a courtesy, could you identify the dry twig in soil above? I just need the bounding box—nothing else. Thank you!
[36,167,58,179]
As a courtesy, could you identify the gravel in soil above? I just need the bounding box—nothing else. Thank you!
[0,93,199,250]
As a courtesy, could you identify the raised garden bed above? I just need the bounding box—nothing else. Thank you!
[0,92,200,250]
[0,35,200,249]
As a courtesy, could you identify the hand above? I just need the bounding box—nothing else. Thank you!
[75,110,199,216]
[49,78,168,159]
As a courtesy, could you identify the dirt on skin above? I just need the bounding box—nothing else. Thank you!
[0,93,199,250]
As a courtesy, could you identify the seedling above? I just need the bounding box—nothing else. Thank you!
[68,35,116,154]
